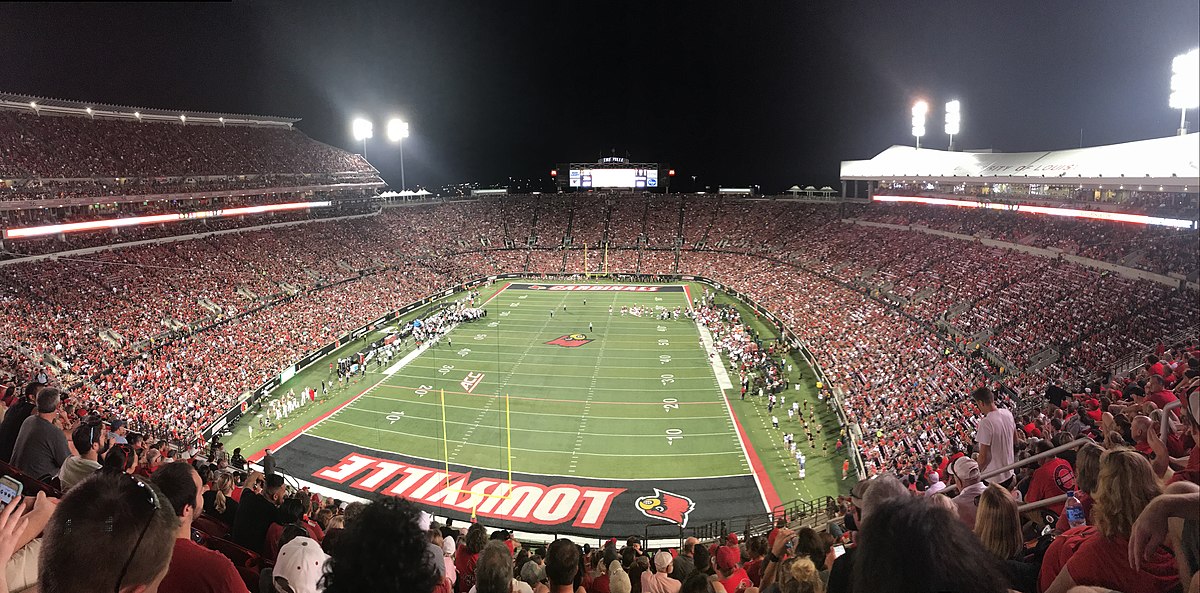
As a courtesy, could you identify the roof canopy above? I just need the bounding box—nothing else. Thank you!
[841,133,1200,189]
[0,92,299,127]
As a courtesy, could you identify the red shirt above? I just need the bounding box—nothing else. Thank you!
[1039,526,1178,593]
[1026,458,1076,515]
[454,551,479,593]
[1146,389,1179,412]
[1167,443,1200,486]
[720,567,752,593]
[159,537,250,593]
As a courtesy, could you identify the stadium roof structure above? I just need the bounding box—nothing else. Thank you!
[841,133,1200,190]
[0,92,300,127]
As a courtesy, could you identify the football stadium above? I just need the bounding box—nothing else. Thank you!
[1,3,1199,593]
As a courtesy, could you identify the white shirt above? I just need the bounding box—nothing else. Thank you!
[975,408,1016,483]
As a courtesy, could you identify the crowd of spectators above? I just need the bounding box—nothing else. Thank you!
[0,110,375,180]
[0,363,1193,593]
[0,194,1196,465]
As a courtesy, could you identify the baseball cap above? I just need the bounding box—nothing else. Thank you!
[274,537,328,593]
[654,550,673,571]
[926,471,939,483]
[950,457,981,482]
[109,419,127,432]
[725,533,738,546]
[715,546,741,571]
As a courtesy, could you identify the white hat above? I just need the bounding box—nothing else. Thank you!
[275,537,328,593]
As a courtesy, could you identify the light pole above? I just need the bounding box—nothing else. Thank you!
[945,100,961,151]
[1169,48,1199,136]
[912,100,928,149]
[387,118,410,190]
[352,118,373,158]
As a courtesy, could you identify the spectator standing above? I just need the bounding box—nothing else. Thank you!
[150,462,250,593]
[202,471,239,526]
[231,472,285,554]
[972,387,1016,488]
[456,522,488,593]
[641,550,682,593]
[10,388,71,481]
[673,537,698,583]
[949,457,988,528]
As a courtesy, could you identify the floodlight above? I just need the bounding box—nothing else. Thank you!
[944,100,961,134]
[85,107,93,115]
[911,101,928,148]
[386,118,409,142]
[133,111,141,120]
[28,102,36,109]
[179,114,186,123]
[352,118,374,141]
[1170,48,1199,134]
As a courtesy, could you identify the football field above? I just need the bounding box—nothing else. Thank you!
[262,281,778,536]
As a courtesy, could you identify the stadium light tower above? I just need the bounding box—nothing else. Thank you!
[945,100,961,150]
[912,100,928,149]
[1169,48,1199,135]
[352,118,373,157]
[387,118,410,190]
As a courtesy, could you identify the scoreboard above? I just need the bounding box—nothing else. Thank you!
[555,158,669,191]
[568,167,659,189]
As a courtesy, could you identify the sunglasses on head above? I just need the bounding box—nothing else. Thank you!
[113,474,161,593]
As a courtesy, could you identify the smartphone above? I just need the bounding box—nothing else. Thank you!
[832,544,846,559]
[0,475,23,510]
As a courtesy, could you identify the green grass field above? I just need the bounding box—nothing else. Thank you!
[228,279,851,523]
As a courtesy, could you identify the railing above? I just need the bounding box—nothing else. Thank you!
[643,496,837,549]
[941,437,1092,497]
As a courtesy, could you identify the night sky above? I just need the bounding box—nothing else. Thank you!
[2,1,1197,192]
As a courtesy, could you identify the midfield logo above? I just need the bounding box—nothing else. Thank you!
[635,488,695,528]
[546,333,592,348]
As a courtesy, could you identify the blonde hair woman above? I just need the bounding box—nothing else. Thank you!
[975,483,1023,560]
[1040,448,1177,593]
[202,472,238,525]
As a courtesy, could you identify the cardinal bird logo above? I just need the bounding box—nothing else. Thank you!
[546,333,592,348]
[527,285,547,290]
[635,489,695,528]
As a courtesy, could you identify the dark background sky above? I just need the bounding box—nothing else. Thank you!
[1,1,1197,192]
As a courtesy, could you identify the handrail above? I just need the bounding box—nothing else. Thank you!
[942,437,1092,497]
[1018,493,1068,513]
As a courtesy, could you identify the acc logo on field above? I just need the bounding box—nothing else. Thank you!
[635,488,695,528]
[546,334,592,348]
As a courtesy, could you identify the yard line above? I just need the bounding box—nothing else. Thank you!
[356,393,731,420]
[303,434,753,481]
[336,408,738,437]
[374,381,720,400]
[569,292,620,474]
[317,419,745,458]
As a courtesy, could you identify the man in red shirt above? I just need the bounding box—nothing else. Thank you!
[715,545,751,592]
[1025,440,1076,516]
[151,462,251,593]
[1143,375,1179,414]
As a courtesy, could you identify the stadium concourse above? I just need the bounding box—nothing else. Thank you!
[0,101,1196,593]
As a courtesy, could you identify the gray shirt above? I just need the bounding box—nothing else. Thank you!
[11,415,71,481]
